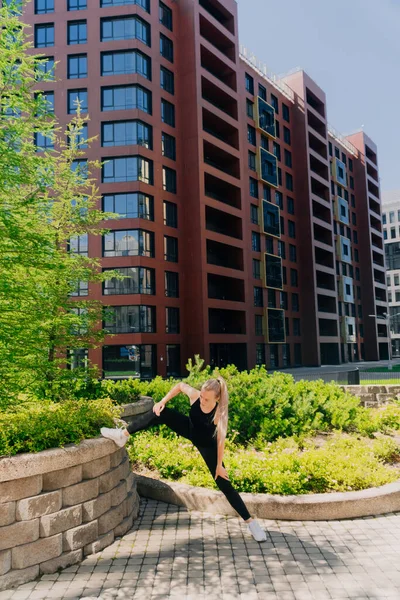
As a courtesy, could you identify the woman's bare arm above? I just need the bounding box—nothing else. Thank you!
[162,382,200,405]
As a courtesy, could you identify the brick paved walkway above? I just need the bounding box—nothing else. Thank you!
[1,498,400,600]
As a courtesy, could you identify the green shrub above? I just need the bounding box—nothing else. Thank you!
[128,429,400,495]
[0,399,119,456]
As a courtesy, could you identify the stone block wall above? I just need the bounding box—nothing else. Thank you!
[342,385,400,407]
[0,439,139,591]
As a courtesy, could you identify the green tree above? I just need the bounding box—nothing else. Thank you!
[0,1,117,405]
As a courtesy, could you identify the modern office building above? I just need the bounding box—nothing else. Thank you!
[382,191,400,358]
[23,0,387,378]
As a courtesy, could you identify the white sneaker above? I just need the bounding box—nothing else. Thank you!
[100,427,129,448]
[248,519,267,542]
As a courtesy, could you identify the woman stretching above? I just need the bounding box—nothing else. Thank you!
[101,377,267,542]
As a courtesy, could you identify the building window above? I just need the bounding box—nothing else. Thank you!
[103,267,155,296]
[101,16,150,45]
[255,315,263,336]
[101,84,152,113]
[290,268,298,287]
[245,73,254,94]
[161,98,175,126]
[265,236,274,255]
[247,125,256,146]
[349,175,354,190]
[282,103,290,122]
[165,271,179,297]
[103,192,154,220]
[287,197,294,215]
[348,158,353,172]
[101,50,151,78]
[160,33,174,62]
[250,204,259,225]
[270,94,279,113]
[275,190,283,209]
[102,155,153,184]
[252,231,261,252]
[273,142,281,161]
[163,200,178,227]
[288,220,296,238]
[284,149,292,168]
[253,258,261,279]
[166,307,180,334]
[261,136,269,151]
[104,305,156,334]
[101,0,150,6]
[67,20,87,45]
[391,228,396,239]
[246,99,254,119]
[258,83,267,101]
[289,244,297,262]
[71,159,88,182]
[254,287,263,307]
[166,345,180,377]
[285,172,294,191]
[249,177,258,198]
[162,132,176,160]
[103,344,156,379]
[34,131,54,151]
[70,281,88,297]
[67,89,88,113]
[68,54,87,79]
[383,229,387,240]
[159,1,173,30]
[283,126,291,145]
[68,234,88,256]
[35,56,55,80]
[101,120,152,148]
[68,0,86,9]
[35,23,54,47]
[163,166,177,193]
[103,229,154,257]
[248,151,256,171]
[275,120,280,138]
[68,122,88,148]
[160,66,174,94]
[293,318,301,336]
[35,0,54,13]
[164,236,178,262]
[292,293,299,312]
[278,240,286,259]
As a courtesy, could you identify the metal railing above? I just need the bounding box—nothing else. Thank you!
[239,46,295,102]
[327,123,358,157]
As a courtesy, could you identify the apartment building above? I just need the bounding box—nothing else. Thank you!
[23,0,387,377]
[382,191,400,358]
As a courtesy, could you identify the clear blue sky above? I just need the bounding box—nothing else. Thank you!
[236,0,400,192]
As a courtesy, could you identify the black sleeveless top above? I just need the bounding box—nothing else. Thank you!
[189,398,218,447]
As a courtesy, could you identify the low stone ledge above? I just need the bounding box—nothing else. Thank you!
[120,396,154,420]
[135,473,400,521]
[342,385,400,406]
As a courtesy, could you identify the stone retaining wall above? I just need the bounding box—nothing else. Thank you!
[0,439,139,592]
[342,385,400,407]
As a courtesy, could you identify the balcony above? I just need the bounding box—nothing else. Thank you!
[308,131,328,161]
[315,246,334,269]
[267,309,285,343]
[307,110,326,138]
[199,14,236,62]
[368,179,380,200]
[262,200,280,238]
[366,144,377,166]
[319,318,338,337]
[312,200,331,224]
[370,214,382,233]
[318,294,337,314]
[205,205,242,239]
[306,88,325,118]
[314,222,332,246]
[372,250,384,267]
[374,269,385,285]
[204,172,241,209]
[310,154,329,181]
[369,197,380,216]
[199,0,235,35]
[201,77,238,119]
[316,270,336,291]
[311,177,330,203]
[209,308,246,334]
[371,232,383,251]
[366,161,378,182]
[375,287,387,303]
[201,45,237,91]
[204,140,240,179]
[377,324,388,338]
[264,254,283,290]
[259,148,278,187]
[256,97,276,138]
[202,108,239,149]
[207,273,245,302]
[206,238,243,270]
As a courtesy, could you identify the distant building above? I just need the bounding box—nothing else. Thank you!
[382,191,400,358]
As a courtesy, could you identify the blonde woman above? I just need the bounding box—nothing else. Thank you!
[101,377,267,542]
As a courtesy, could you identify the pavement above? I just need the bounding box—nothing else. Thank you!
[1,498,400,600]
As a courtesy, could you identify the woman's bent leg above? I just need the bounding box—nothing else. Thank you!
[127,406,192,441]
[197,445,251,521]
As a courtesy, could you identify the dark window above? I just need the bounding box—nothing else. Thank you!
[35,24,54,47]
[35,0,54,13]
[258,83,267,101]
[101,120,152,148]
[70,281,88,297]
[67,89,88,113]
[252,231,261,252]
[165,271,179,297]
[104,305,156,334]
[293,318,301,336]
[270,93,279,113]
[247,125,256,146]
[285,172,293,191]
[160,66,174,94]
[352,212,357,226]
[282,103,290,122]
[263,186,271,202]
[162,132,176,160]
[67,20,87,45]
[68,0,86,9]
[282,266,287,285]
[101,0,149,7]
[101,84,151,113]
[163,200,177,227]
[103,344,156,379]
[283,126,291,145]
[248,151,256,171]
[101,16,150,45]
[101,50,151,78]
[255,315,263,336]
[159,1,173,30]
[245,73,254,94]
[351,194,355,207]
[35,90,54,114]
[71,159,88,182]
[275,191,283,209]
[265,237,274,254]
[288,220,296,238]
[249,177,258,198]
[163,166,177,193]
[335,146,340,159]
[254,287,263,307]
[161,98,175,126]
[166,344,181,377]
[160,33,174,62]
[68,54,87,79]
[246,99,254,119]
[103,192,154,220]
[268,288,276,308]
[329,141,333,156]
[290,268,298,286]
[261,136,269,151]
[263,201,280,238]
[102,155,153,184]
[292,293,299,312]
[260,149,278,187]
[34,130,54,151]
[253,259,261,279]
[68,122,88,148]
[273,142,281,161]
[289,244,297,262]
[278,240,286,259]
[103,229,154,257]
[287,197,294,214]
[275,120,280,138]
[35,56,55,80]
[250,204,258,225]
[257,97,275,137]
[349,158,353,172]
[280,291,288,310]
[354,248,359,262]
[103,267,155,295]
[166,307,180,334]
[284,149,292,168]
[349,175,354,189]
[164,235,178,262]
[353,230,358,245]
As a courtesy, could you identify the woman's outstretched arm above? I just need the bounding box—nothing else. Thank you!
[153,382,200,415]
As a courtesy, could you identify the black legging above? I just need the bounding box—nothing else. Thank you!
[127,405,251,521]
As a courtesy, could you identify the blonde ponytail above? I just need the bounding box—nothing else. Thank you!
[202,376,229,440]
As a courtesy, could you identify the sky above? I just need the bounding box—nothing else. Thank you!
[236,0,400,193]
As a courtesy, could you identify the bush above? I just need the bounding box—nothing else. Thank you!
[0,398,119,456]
[128,429,400,495]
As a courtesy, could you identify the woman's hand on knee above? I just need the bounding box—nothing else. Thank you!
[153,400,166,417]
[215,465,229,481]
